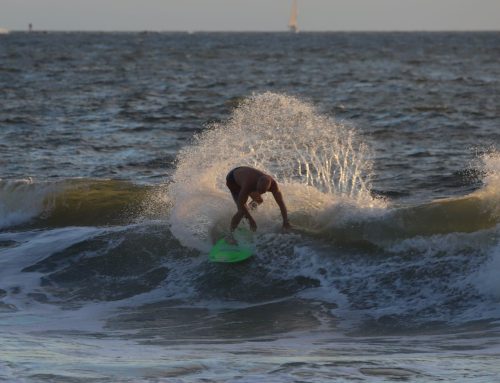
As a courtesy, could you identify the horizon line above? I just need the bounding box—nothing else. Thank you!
[4,29,500,33]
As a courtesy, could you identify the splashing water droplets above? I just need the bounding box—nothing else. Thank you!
[169,93,377,249]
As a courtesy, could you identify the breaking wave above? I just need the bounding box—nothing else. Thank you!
[1,93,499,330]
[169,92,383,251]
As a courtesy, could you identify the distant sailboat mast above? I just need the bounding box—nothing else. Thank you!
[288,0,298,33]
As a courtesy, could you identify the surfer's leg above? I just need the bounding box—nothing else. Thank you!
[230,210,245,231]
[226,170,241,204]
[227,169,244,231]
[230,188,239,204]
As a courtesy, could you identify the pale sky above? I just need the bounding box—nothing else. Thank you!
[1,0,499,31]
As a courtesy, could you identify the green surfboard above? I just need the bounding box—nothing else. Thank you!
[209,228,254,263]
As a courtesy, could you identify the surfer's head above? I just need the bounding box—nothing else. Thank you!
[256,175,272,194]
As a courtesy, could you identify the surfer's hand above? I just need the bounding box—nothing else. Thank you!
[249,200,258,211]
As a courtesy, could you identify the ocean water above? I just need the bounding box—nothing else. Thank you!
[0,32,499,382]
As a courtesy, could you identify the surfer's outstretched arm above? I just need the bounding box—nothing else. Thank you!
[271,184,290,229]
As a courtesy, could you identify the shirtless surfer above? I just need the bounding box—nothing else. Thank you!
[226,166,291,233]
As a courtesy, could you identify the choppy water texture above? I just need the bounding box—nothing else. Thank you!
[1,32,500,382]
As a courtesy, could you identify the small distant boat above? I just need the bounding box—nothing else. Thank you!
[0,28,9,35]
[288,0,299,33]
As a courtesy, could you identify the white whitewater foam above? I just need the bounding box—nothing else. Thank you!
[168,92,384,251]
[0,227,106,310]
[473,152,500,220]
[472,239,500,301]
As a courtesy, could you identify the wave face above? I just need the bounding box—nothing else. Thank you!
[0,179,57,229]
[0,93,499,334]
[0,178,164,229]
